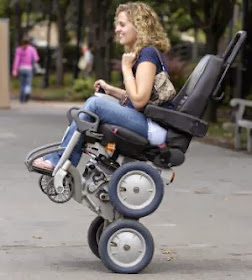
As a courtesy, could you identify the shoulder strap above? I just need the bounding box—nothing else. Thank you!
[153,47,166,72]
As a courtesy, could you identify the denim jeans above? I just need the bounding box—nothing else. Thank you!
[44,96,148,167]
[18,69,33,103]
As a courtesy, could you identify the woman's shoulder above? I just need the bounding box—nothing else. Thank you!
[136,46,168,73]
[137,46,160,62]
[139,46,158,57]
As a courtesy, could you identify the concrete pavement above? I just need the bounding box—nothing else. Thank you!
[0,100,252,279]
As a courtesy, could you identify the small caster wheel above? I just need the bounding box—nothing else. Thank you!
[108,162,164,218]
[87,216,104,258]
[39,175,53,194]
[98,219,154,274]
[47,173,74,203]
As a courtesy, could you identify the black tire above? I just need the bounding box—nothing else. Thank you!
[108,162,164,218]
[87,216,104,259]
[98,219,154,274]
[39,175,53,194]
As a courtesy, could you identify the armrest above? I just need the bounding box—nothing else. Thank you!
[144,105,208,137]
[66,107,80,125]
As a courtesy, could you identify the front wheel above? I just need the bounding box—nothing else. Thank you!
[108,162,164,218]
[87,216,104,259]
[98,219,154,274]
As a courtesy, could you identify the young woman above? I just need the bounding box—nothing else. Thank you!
[33,1,172,171]
[12,36,39,103]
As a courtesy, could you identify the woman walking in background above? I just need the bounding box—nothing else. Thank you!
[12,36,39,103]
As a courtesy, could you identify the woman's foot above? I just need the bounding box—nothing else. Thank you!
[32,157,54,171]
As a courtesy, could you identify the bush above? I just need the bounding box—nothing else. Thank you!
[166,55,189,91]
[72,77,95,100]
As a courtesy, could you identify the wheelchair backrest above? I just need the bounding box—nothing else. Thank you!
[173,55,223,117]
[165,55,224,152]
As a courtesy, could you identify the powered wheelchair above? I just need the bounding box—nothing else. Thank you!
[25,31,246,274]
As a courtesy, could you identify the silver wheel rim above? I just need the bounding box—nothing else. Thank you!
[48,173,74,203]
[117,171,156,210]
[107,228,146,267]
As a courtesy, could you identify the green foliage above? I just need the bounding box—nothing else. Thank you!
[72,77,95,100]
[246,94,252,101]
[0,0,9,17]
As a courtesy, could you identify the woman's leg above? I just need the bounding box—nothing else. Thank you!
[23,70,32,102]
[43,96,148,167]
[19,70,26,103]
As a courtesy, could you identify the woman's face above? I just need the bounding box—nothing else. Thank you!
[115,11,137,49]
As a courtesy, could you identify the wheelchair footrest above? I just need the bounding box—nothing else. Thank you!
[30,166,53,176]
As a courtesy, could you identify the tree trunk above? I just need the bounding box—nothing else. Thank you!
[205,31,219,54]
[73,0,83,80]
[242,0,252,98]
[41,1,53,88]
[13,1,22,49]
[55,0,68,86]
[192,27,199,61]
[86,0,112,80]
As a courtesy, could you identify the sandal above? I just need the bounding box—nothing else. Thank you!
[32,157,54,171]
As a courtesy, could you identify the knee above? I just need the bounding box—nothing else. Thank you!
[78,96,98,120]
[81,96,95,109]
[82,96,102,112]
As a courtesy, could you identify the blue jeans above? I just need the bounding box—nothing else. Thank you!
[19,69,33,103]
[45,96,148,167]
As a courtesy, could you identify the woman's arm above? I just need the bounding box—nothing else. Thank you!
[12,48,20,77]
[94,79,126,100]
[122,53,156,110]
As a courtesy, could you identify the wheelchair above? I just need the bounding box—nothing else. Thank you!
[25,31,246,274]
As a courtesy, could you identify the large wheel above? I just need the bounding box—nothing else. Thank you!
[108,162,164,218]
[98,219,154,274]
[87,216,104,259]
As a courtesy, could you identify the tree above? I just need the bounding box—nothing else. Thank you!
[188,0,236,54]
[186,0,236,122]
[242,0,252,98]
[9,0,24,50]
[55,0,71,86]
[85,0,114,80]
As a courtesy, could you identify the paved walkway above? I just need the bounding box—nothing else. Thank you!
[0,100,252,279]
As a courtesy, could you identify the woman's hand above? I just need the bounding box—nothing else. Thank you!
[121,52,136,72]
[94,79,111,94]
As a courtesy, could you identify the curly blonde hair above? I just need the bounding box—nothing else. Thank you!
[115,2,170,55]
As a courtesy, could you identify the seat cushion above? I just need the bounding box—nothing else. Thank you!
[99,124,149,158]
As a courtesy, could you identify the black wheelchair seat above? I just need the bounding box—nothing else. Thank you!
[99,123,148,158]
[99,123,185,168]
